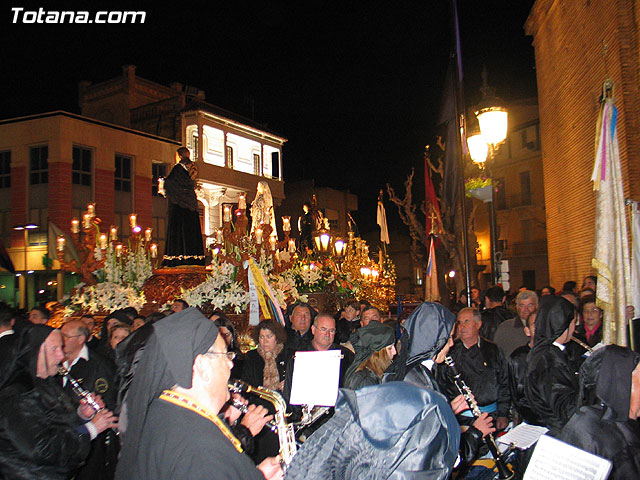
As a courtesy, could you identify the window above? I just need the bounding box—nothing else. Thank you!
[30,146,48,185]
[253,154,261,175]
[226,146,233,168]
[495,177,506,209]
[0,151,10,188]
[115,155,132,192]
[152,162,167,196]
[72,146,92,186]
[520,171,531,205]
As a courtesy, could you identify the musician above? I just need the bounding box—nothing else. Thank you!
[559,345,640,479]
[114,308,282,480]
[507,312,537,425]
[523,295,577,436]
[436,308,510,432]
[0,325,117,479]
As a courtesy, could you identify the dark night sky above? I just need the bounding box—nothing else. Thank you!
[2,1,537,231]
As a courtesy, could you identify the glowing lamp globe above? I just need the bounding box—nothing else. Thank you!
[467,134,488,164]
[476,107,508,146]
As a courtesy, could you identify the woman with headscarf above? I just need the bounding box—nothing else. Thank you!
[344,321,396,389]
[523,295,578,435]
[0,325,117,479]
[114,308,280,480]
[559,345,640,479]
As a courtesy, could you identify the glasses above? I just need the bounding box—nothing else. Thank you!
[204,351,236,361]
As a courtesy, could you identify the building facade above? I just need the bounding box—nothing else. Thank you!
[0,66,286,309]
[525,0,640,288]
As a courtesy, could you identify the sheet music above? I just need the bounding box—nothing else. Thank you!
[289,350,342,406]
[524,435,612,480]
[497,423,548,450]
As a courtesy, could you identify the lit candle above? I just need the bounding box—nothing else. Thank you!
[150,244,158,258]
[157,177,165,196]
[116,244,123,258]
[216,229,224,244]
[269,236,277,250]
[282,216,291,232]
[110,226,118,242]
[56,235,65,252]
[145,228,152,242]
[87,203,95,218]
[265,207,272,224]
[99,234,107,249]
[255,228,263,244]
[71,218,80,234]
[129,214,137,229]
[83,214,91,229]
[288,239,296,253]
[238,192,246,210]
[223,206,231,222]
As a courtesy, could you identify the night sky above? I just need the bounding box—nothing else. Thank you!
[2,1,537,232]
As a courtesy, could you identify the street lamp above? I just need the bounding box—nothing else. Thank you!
[13,223,38,310]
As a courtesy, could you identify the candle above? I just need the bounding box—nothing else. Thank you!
[288,239,296,253]
[265,207,272,224]
[87,203,95,218]
[216,229,224,244]
[116,244,123,258]
[83,213,91,229]
[223,206,231,222]
[238,192,246,210]
[110,226,118,242]
[282,216,291,232]
[145,228,152,242]
[255,228,263,244]
[269,236,277,250]
[71,218,80,234]
[150,244,158,258]
[56,235,65,252]
[157,177,165,196]
[129,214,137,229]
[99,234,107,249]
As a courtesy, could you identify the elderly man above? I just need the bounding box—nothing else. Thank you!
[437,308,510,432]
[493,290,538,357]
[285,303,314,351]
[115,308,282,480]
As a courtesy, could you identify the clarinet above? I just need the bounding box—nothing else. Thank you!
[58,366,103,413]
[228,397,279,433]
[444,356,514,480]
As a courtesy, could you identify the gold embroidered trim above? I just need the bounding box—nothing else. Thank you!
[162,254,206,260]
[159,389,243,453]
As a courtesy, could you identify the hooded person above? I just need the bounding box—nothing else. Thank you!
[0,324,117,480]
[114,308,280,480]
[523,295,578,435]
[94,310,132,361]
[344,321,396,389]
[285,381,461,480]
[559,346,640,479]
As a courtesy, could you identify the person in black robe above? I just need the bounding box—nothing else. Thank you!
[161,147,205,267]
[297,202,314,253]
[559,345,640,479]
[507,312,539,426]
[0,325,117,480]
[114,308,281,480]
[523,295,578,436]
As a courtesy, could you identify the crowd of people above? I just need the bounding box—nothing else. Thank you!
[0,273,639,479]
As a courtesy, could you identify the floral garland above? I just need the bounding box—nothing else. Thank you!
[65,281,146,316]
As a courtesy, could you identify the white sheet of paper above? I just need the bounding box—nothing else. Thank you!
[497,423,548,450]
[524,435,612,480]
[289,350,342,406]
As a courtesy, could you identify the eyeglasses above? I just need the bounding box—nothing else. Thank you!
[204,351,236,361]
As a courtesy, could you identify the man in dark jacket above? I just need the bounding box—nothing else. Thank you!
[480,285,515,341]
[284,303,315,352]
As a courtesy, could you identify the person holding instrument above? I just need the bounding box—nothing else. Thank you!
[0,324,117,480]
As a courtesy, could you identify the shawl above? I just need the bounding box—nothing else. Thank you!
[257,343,283,390]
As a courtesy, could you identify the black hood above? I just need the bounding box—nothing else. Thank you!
[532,295,575,348]
[595,345,640,421]
[405,302,456,366]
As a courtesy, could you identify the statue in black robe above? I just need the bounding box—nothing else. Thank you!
[161,147,205,267]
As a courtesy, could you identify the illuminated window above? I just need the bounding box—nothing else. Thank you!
[226,146,233,168]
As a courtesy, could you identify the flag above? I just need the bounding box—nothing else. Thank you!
[591,90,631,345]
[630,201,640,322]
[0,239,15,273]
[425,236,440,302]
[425,152,443,236]
[48,222,81,265]
[377,192,390,244]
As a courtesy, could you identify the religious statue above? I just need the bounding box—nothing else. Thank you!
[161,147,205,267]
[250,180,277,237]
[298,202,314,252]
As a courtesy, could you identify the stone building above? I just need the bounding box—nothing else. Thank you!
[525,0,640,288]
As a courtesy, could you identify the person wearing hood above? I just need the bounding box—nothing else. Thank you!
[114,308,281,480]
[559,345,640,479]
[523,295,578,436]
[344,321,396,389]
[94,310,132,361]
[0,324,117,479]
[383,302,494,469]
[285,382,461,480]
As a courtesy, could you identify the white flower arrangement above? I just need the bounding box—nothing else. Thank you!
[269,272,308,309]
[178,261,250,313]
[67,281,146,315]
[94,242,153,292]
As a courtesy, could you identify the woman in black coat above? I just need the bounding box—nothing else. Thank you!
[241,320,290,391]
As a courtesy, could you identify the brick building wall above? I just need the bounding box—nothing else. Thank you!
[525,0,640,288]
